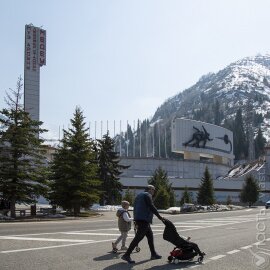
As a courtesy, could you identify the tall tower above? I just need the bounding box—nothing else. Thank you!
[24,24,46,121]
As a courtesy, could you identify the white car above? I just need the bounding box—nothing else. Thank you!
[265,200,270,209]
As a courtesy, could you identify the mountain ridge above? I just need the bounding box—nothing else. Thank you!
[151,54,270,143]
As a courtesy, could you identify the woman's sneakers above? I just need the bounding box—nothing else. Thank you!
[120,246,128,250]
[112,242,118,253]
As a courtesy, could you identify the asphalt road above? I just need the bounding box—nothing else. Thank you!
[0,208,270,270]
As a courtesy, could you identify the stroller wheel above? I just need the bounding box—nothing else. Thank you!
[135,247,140,252]
[174,259,179,264]
[168,256,173,263]
[197,256,203,263]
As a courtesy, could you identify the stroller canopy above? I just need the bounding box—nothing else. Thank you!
[163,219,188,247]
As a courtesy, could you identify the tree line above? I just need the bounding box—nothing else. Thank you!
[0,78,128,217]
[113,99,267,162]
[0,79,261,218]
[192,99,266,161]
[145,166,260,209]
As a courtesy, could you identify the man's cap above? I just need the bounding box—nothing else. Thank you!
[146,184,155,191]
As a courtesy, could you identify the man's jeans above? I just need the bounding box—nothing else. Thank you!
[125,220,156,256]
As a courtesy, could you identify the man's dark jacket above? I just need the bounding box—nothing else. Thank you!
[133,191,162,223]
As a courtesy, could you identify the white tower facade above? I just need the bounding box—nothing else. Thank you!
[24,24,46,121]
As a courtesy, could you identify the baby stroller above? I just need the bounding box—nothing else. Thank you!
[163,219,205,264]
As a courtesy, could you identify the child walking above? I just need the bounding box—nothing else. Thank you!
[112,200,133,252]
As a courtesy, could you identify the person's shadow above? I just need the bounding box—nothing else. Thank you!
[146,261,198,270]
[94,252,199,270]
[94,252,149,270]
[93,251,123,262]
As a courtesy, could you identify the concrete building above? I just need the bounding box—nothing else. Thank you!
[119,119,270,203]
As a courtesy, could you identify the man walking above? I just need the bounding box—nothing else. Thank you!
[121,185,164,264]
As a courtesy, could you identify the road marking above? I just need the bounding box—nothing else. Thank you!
[0,237,119,254]
[241,245,253,249]
[2,214,268,238]
[209,255,226,260]
[176,219,263,232]
[0,241,94,254]
[0,228,119,237]
[174,225,204,229]
[0,219,115,226]
[63,232,135,236]
[253,241,264,246]
[153,224,203,228]
[227,249,240,254]
[0,232,267,256]
[0,236,91,242]
[173,224,205,227]
[179,222,236,226]
[1,213,269,255]
[212,218,255,222]
[185,219,251,223]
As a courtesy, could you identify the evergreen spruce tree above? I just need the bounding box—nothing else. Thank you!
[254,127,266,158]
[180,186,193,205]
[96,132,129,205]
[148,166,175,207]
[222,118,233,131]
[135,119,141,157]
[240,175,260,207]
[154,185,170,209]
[214,99,222,126]
[253,113,264,127]
[49,107,100,216]
[125,124,134,157]
[0,77,48,218]
[122,187,135,205]
[233,109,248,160]
[138,119,149,157]
[197,166,215,205]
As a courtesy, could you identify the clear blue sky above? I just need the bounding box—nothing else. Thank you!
[1,0,270,140]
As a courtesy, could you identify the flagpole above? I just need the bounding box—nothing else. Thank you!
[146,122,148,157]
[120,120,122,157]
[95,121,97,140]
[126,120,128,157]
[114,120,116,152]
[152,124,155,157]
[158,121,160,158]
[139,120,141,157]
[133,120,135,157]
[100,121,102,139]
[89,121,91,138]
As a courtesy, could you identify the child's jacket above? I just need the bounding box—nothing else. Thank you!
[116,208,132,232]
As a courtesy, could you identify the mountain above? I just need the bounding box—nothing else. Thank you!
[151,54,270,143]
